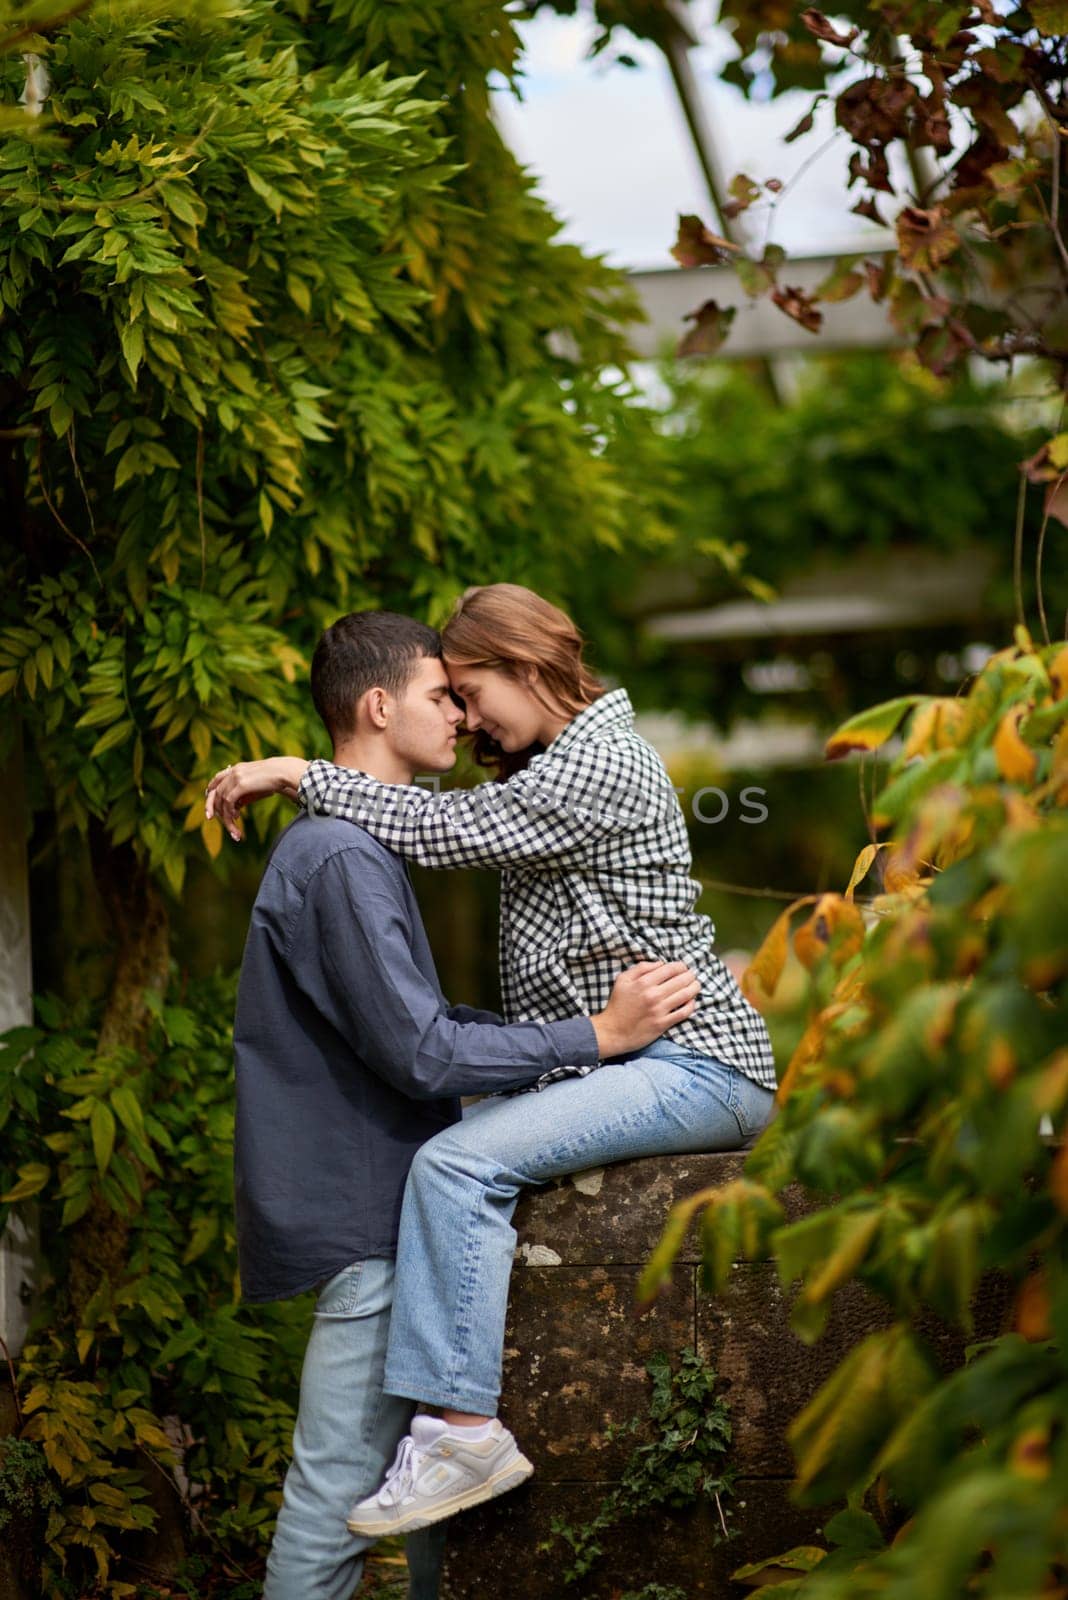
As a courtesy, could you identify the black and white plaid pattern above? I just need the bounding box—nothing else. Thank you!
[299,689,776,1093]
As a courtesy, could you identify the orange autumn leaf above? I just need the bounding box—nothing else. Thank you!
[993,708,1038,784]
[1048,645,1068,702]
[1014,1271,1052,1339]
[793,895,865,971]
[742,898,812,1004]
[1034,1048,1068,1117]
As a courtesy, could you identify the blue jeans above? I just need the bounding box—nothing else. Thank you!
[264,1256,445,1600]
[383,1041,776,1414]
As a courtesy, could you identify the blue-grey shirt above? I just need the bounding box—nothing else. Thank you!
[233,812,599,1302]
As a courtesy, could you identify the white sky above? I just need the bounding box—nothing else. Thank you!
[493,3,901,271]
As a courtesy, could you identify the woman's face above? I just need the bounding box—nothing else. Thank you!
[446,662,552,752]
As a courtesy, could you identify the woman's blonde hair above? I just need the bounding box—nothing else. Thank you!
[442,584,604,776]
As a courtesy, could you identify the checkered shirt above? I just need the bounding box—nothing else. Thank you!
[298,689,776,1093]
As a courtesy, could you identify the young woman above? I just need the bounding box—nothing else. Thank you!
[205,583,776,1536]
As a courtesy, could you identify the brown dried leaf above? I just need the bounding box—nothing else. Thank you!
[852,195,886,226]
[952,129,1010,191]
[677,300,736,358]
[915,318,975,379]
[800,7,859,47]
[848,149,894,194]
[953,76,1023,149]
[771,284,823,333]
[915,93,953,155]
[723,173,762,221]
[865,257,892,300]
[896,205,961,271]
[785,108,816,144]
[1044,477,1068,530]
[836,77,916,148]
[672,213,740,268]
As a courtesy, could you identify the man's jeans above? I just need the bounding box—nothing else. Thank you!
[264,1256,444,1600]
[383,1041,776,1414]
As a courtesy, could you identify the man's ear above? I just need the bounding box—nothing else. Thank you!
[358,687,390,731]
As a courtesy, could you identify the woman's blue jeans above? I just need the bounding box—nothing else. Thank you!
[264,1256,444,1599]
[382,1041,776,1415]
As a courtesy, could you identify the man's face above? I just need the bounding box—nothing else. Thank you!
[388,655,465,774]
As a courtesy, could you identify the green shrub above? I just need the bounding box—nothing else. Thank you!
[643,632,1068,1597]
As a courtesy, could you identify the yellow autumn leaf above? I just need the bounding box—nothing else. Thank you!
[742,898,813,1005]
[844,842,883,901]
[903,697,967,758]
[201,816,223,859]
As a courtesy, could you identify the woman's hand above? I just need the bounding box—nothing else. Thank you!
[204,757,310,841]
[591,961,700,1060]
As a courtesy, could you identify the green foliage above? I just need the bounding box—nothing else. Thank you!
[540,1347,735,1587]
[648,633,1068,1596]
[573,355,1056,734]
[0,1436,60,1533]
[0,5,676,1589]
[0,0,667,886]
[0,977,312,1595]
[651,357,1048,598]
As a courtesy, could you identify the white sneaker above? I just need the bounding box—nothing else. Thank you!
[346,1417,534,1536]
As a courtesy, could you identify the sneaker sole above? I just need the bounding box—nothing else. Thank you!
[346,1454,534,1537]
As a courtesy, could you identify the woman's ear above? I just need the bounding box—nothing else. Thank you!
[524,664,539,687]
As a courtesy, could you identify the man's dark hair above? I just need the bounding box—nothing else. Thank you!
[311,612,443,743]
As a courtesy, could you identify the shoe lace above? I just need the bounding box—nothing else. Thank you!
[375,1434,427,1507]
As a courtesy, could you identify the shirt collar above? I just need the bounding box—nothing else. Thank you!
[544,688,633,757]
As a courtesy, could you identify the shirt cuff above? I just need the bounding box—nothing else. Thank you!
[295,760,324,811]
[545,1016,600,1068]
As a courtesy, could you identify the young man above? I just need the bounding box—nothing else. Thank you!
[229,612,699,1599]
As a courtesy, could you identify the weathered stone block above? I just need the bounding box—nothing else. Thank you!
[499,1266,696,1480]
[696,1265,893,1477]
[514,1154,808,1267]
[439,1152,1012,1599]
[439,1478,826,1600]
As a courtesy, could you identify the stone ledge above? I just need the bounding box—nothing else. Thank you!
[513,1152,808,1267]
[440,1150,1008,1599]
